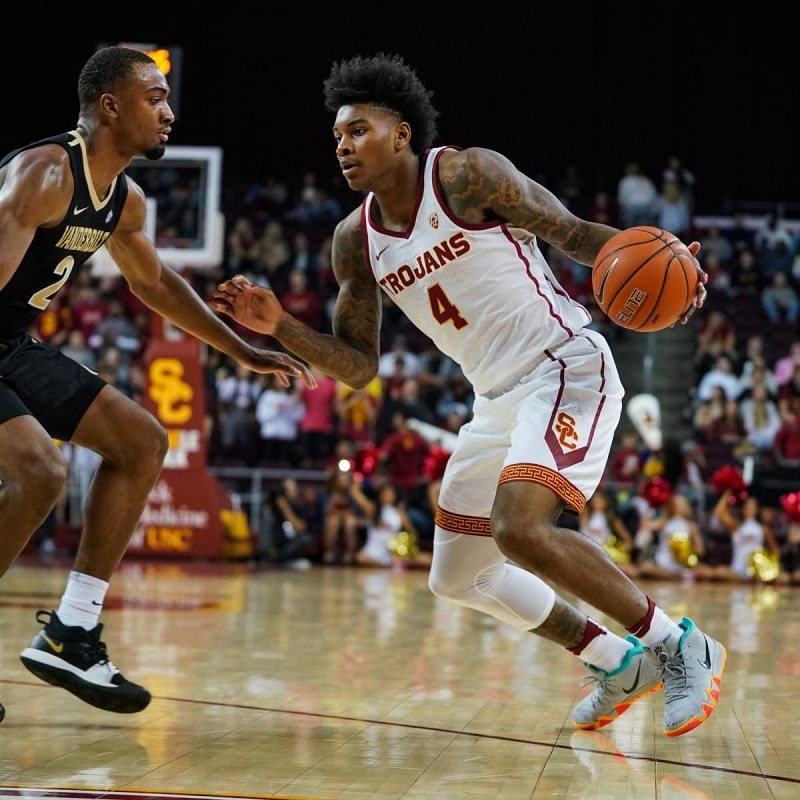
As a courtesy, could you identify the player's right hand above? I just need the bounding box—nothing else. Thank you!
[211,275,283,335]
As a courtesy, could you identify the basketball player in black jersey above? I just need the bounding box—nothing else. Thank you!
[0,47,313,723]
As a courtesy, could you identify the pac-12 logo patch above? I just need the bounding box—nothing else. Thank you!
[428,212,439,229]
[554,411,579,451]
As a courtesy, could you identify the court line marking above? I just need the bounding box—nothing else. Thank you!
[2,679,797,786]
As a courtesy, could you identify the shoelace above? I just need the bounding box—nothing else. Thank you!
[661,653,689,703]
[81,636,119,673]
[579,672,614,709]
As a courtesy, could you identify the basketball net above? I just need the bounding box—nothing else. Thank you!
[626,393,662,450]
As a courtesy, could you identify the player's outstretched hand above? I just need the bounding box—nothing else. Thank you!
[211,275,316,389]
[212,275,283,334]
[676,241,708,325]
[239,346,316,389]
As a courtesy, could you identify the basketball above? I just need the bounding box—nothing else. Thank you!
[592,226,698,332]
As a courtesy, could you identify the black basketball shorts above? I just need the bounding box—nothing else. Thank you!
[0,334,107,441]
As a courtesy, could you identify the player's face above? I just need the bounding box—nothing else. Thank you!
[333,104,403,191]
[117,64,174,160]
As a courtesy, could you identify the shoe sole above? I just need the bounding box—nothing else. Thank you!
[663,643,728,737]
[19,654,151,714]
[575,681,664,730]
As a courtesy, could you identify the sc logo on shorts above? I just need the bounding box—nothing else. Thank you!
[554,411,579,451]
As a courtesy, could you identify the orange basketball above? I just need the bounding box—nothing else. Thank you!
[592,226,698,332]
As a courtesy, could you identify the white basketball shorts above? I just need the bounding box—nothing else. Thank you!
[435,330,624,536]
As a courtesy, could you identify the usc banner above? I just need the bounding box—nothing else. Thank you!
[129,339,246,558]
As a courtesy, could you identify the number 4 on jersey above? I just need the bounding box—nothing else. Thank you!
[427,282,468,330]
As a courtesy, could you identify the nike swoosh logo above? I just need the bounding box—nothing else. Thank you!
[42,633,64,654]
[376,245,390,261]
[596,256,619,306]
[699,638,712,670]
[73,205,88,215]
[622,661,642,694]
[91,600,103,606]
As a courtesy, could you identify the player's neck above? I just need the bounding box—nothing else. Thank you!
[370,155,421,232]
[74,121,130,198]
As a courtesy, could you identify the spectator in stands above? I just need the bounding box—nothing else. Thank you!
[740,383,782,450]
[705,399,745,447]
[280,269,321,330]
[217,363,261,463]
[378,334,420,378]
[731,250,761,296]
[380,412,430,497]
[662,156,695,209]
[34,293,72,346]
[609,431,642,487]
[71,284,109,340]
[710,492,780,582]
[696,355,739,402]
[227,216,259,273]
[774,412,800,463]
[299,367,337,467]
[699,226,733,265]
[321,466,371,565]
[778,364,800,420]
[257,220,291,283]
[336,377,382,443]
[290,232,314,273]
[258,478,313,566]
[737,357,778,400]
[436,374,475,423]
[355,482,429,568]
[693,310,737,379]
[754,212,794,254]
[700,252,732,301]
[255,375,304,465]
[60,329,96,370]
[761,272,799,323]
[775,341,800,387]
[656,180,691,242]
[639,494,708,581]
[88,297,140,356]
[693,385,727,439]
[617,162,657,227]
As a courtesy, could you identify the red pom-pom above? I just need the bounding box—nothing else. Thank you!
[423,445,451,482]
[642,477,673,508]
[711,465,746,495]
[780,492,800,523]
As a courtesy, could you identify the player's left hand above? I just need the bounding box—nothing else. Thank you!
[675,241,708,326]
[237,345,317,389]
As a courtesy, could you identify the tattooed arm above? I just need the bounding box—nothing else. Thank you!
[437,147,618,266]
[212,207,381,389]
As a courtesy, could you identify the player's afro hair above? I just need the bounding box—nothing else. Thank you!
[324,53,439,154]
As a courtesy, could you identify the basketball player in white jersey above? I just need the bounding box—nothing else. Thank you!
[213,54,726,737]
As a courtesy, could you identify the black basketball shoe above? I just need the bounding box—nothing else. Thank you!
[0,702,4,722]
[19,610,151,713]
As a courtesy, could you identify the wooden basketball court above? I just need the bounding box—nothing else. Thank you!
[1,561,798,799]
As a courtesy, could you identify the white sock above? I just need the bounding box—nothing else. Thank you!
[56,571,109,630]
[636,606,684,654]
[580,626,635,673]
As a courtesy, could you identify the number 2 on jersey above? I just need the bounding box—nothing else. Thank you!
[28,256,75,310]
[427,282,468,330]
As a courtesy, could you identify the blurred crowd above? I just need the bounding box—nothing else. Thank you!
[27,154,800,580]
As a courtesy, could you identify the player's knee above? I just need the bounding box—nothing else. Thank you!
[124,415,168,470]
[428,564,473,602]
[16,446,68,501]
[492,511,552,569]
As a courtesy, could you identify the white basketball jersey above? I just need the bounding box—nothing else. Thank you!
[361,146,592,395]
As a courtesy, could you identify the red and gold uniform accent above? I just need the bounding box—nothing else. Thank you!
[499,463,586,513]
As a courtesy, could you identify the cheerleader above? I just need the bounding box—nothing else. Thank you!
[579,490,638,578]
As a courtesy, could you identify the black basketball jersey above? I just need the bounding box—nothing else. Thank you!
[0,131,129,340]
